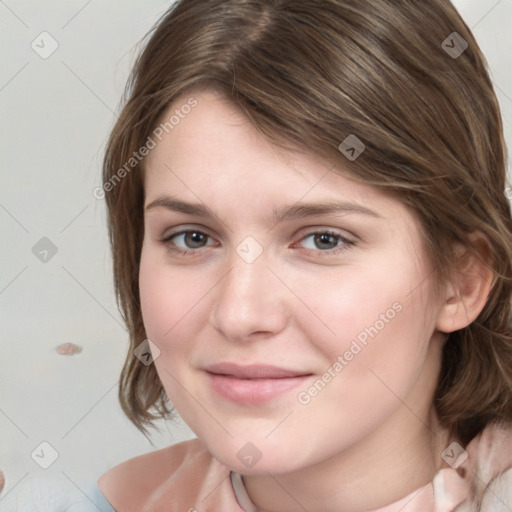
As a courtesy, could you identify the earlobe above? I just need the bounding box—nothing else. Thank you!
[436,234,494,334]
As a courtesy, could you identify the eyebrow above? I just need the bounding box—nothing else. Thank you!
[145,195,381,222]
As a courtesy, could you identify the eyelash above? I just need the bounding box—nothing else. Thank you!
[160,229,355,257]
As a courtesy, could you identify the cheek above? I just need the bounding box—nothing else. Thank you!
[293,254,433,376]
[138,253,200,343]
[290,267,434,442]
[294,268,407,348]
[139,260,170,339]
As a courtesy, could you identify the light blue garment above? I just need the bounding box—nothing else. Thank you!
[0,474,114,512]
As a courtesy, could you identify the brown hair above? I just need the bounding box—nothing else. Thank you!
[102,0,512,446]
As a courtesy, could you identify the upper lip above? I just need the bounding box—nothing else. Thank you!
[205,362,311,379]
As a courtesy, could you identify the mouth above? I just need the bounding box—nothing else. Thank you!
[204,362,314,405]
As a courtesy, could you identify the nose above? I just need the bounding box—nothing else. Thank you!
[210,247,289,342]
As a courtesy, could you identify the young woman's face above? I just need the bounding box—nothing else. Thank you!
[139,90,447,475]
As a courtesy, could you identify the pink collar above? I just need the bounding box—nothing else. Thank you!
[230,422,512,512]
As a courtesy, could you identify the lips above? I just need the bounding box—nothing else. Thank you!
[205,362,310,379]
[204,362,314,405]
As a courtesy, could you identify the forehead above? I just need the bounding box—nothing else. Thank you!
[147,93,349,192]
[142,90,414,228]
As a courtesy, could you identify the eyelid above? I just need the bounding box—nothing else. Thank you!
[295,225,356,241]
[160,224,215,242]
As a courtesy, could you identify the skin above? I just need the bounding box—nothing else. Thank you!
[139,89,455,512]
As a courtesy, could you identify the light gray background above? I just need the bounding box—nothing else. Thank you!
[1,1,511,510]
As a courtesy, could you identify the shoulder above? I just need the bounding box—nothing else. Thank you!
[432,421,512,511]
[468,421,512,509]
[98,437,223,512]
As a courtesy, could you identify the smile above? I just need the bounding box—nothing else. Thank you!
[204,363,314,405]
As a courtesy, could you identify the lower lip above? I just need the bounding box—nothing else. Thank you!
[206,372,312,405]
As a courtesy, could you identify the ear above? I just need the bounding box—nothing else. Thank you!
[436,232,494,333]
